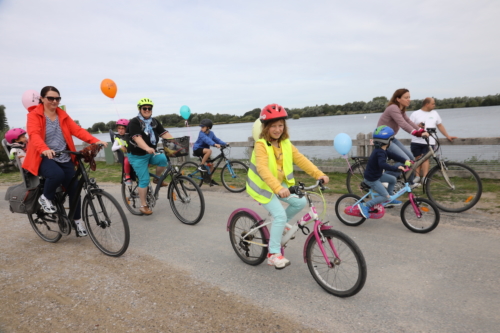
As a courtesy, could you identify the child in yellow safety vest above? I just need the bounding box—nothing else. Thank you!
[246,104,329,269]
[112,119,132,185]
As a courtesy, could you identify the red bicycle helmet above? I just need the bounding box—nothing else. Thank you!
[5,128,27,144]
[116,118,129,127]
[259,104,288,123]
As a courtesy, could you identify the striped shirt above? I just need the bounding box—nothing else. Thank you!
[45,115,70,163]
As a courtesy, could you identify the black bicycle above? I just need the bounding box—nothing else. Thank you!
[119,141,205,225]
[28,144,130,257]
[178,145,249,193]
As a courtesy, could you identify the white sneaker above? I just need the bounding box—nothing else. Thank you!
[267,253,290,270]
[38,194,56,213]
[74,220,88,237]
[413,176,421,183]
[410,182,421,189]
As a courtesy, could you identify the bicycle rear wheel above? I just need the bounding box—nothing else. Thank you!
[27,209,62,243]
[425,162,482,212]
[306,229,367,297]
[168,175,205,225]
[400,197,440,233]
[121,179,143,216]
[228,211,268,265]
[178,161,203,190]
[346,162,368,197]
[221,161,248,193]
[83,190,130,257]
[335,194,366,226]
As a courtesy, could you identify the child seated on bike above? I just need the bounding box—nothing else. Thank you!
[357,125,409,219]
[192,118,227,186]
[5,128,28,166]
[112,119,132,185]
[247,104,329,269]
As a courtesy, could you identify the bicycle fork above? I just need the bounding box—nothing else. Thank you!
[408,193,422,218]
[303,221,340,268]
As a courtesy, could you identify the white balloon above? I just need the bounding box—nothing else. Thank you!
[252,118,262,141]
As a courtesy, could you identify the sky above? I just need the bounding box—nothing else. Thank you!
[1,0,499,129]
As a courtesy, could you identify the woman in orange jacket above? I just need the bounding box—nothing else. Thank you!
[24,86,107,236]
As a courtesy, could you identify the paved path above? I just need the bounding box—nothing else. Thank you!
[3,184,500,332]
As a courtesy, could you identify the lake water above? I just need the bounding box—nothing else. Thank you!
[78,105,500,161]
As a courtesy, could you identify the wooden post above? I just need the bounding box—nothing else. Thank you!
[366,132,374,156]
[356,133,366,156]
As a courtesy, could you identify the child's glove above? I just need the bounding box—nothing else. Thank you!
[411,128,426,137]
[404,160,414,167]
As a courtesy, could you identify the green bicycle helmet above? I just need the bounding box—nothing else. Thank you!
[137,98,154,109]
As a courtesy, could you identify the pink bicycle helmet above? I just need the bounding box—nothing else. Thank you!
[5,128,27,144]
[116,119,129,127]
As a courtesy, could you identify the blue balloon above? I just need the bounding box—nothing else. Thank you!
[334,133,352,155]
[180,105,191,120]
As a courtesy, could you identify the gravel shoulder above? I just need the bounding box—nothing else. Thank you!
[0,207,318,333]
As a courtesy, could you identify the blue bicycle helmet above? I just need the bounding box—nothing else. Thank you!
[373,125,395,146]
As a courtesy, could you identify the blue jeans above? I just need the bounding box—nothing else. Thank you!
[363,173,397,208]
[386,137,415,182]
[128,153,168,188]
[38,158,82,220]
[262,183,307,254]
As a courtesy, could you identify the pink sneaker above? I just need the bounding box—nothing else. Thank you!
[267,253,290,270]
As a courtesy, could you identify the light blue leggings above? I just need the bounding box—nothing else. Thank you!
[262,183,307,254]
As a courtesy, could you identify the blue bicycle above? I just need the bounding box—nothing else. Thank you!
[179,145,249,193]
[335,169,440,233]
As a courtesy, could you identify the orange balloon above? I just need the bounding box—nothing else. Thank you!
[100,78,117,99]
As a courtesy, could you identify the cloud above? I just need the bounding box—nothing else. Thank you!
[1,0,499,128]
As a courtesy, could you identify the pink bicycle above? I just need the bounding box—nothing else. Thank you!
[227,181,367,297]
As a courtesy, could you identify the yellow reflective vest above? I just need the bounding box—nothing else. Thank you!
[246,139,295,204]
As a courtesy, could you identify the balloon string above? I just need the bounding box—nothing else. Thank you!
[112,99,120,118]
[344,155,354,174]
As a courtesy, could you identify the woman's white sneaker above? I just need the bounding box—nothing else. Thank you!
[38,194,57,213]
[267,253,290,269]
[74,220,88,237]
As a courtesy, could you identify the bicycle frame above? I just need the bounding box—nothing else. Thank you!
[226,187,340,269]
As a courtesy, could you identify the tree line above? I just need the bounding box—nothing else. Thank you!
[0,93,498,136]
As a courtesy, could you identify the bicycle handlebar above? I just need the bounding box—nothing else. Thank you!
[40,144,104,158]
[289,180,326,196]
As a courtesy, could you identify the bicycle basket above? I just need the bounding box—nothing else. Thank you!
[162,136,190,158]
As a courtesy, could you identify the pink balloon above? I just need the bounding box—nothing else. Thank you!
[21,90,40,110]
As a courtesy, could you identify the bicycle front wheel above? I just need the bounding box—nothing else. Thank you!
[83,190,130,257]
[306,229,367,297]
[228,211,268,265]
[425,162,482,212]
[335,194,366,226]
[178,161,203,190]
[168,175,205,225]
[28,209,62,243]
[121,179,144,216]
[346,162,368,197]
[400,197,440,233]
[221,161,248,193]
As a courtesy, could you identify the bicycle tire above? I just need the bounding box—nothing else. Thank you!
[425,162,482,212]
[168,175,205,225]
[179,161,204,190]
[335,194,366,226]
[83,190,130,257]
[305,229,367,297]
[228,211,268,265]
[121,179,144,216]
[346,162,368,197]
[400,197,440,233]
[27,208,62,243]
[221,161,248,193]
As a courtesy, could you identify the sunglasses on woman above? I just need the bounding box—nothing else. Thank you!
[45,96,62,102]
[141,107,152,111]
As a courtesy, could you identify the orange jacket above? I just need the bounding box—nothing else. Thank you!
[23,104,100,175]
